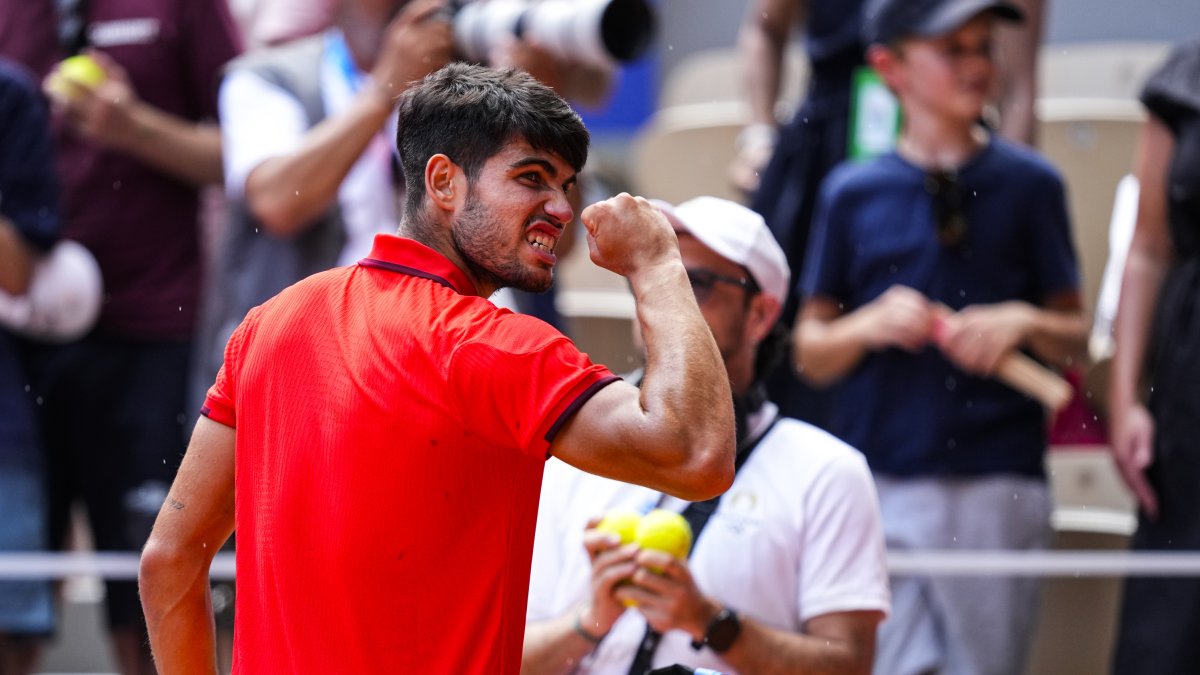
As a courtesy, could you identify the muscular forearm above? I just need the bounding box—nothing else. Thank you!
[631,259,735,499]
[140,543,220,675]
[108,104,224,187]
[245,88,393,237]
[141,416,236,675]
[0,217,35,295]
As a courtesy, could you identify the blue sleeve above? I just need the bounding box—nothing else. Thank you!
[0,60,59,252]
[1028,169,1080,299]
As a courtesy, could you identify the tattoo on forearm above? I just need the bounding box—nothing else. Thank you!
[168,498,185,510]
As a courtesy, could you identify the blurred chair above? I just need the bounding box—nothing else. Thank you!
[552,222,640,373]
[628,101,749,205]
[1037,97,1144,321]
[1039,41,1171,100]
[659,44,808,113]
[1026,447,1135,675]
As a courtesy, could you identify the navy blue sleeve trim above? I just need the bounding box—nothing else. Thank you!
[358,258,455,291]
[199,404,212,418]
[543,375,621,447]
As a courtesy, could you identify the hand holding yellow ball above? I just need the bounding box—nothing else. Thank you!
[595,508,641,545]
[635,509,693,561]
[44,54,108,102]
[596,508,693,607]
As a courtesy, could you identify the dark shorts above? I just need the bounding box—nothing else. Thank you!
[26,335,190,630]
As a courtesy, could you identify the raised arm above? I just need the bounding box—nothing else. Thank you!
[731,0,803,192]
[140,416,237,675]
[550,194,735,502]
[994,0,1045,145]
[243,0,453,237]
[739,0,803,130]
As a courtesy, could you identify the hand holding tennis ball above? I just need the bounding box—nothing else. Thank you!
[595,508,641,544]
[635,509,693,561]
[45,55,108,102]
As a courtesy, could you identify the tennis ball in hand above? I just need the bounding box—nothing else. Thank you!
[635,509,693,561]
[45,55,107,101]
[595,508,641,544]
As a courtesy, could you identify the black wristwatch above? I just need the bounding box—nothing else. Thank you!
[691,607,742,653]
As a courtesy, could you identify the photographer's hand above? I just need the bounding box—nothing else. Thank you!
[370,0,455,106]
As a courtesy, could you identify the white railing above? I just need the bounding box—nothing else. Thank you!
[4,550,1200,580]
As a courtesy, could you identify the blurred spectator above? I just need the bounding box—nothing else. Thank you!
[793,1,1087,673]
[192,0,453,412]
[227,0,336,48]
[0,0,241,672]
[523,197,890,675]
[1108,36,1200,675]
[476,3,618,331]
[733,0,1045,426]
[0,58,59,675]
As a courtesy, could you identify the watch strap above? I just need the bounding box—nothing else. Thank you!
[691,607,742,653]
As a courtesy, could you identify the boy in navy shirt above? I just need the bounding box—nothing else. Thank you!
[794,1,1089,673]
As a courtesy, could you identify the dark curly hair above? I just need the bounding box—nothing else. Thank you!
[394,62,590,216]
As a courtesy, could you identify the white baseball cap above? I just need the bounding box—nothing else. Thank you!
[652,196,790,307]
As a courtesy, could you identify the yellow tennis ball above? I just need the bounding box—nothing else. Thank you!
[60,55,107,87]
[596,508,641,544]
[634,509,692,561]
[46,55,107,101]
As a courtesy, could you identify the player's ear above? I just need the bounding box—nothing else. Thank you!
[748,293,782,343]
[425,154,465,212]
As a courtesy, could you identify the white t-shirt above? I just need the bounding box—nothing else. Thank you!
[528,403,891,674]
[219,30,399,267]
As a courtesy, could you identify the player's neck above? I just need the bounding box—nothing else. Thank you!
[896,118,988,172]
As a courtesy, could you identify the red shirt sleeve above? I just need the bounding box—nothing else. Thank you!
[448,313,617,459]
[201,306,256,428]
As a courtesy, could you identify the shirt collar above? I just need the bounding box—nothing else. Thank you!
[358,233,480,297]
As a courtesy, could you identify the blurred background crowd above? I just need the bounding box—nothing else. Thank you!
[0,0,1197,673]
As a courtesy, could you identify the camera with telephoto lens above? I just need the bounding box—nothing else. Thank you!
[450,0,657,69]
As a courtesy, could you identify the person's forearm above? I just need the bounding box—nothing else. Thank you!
[521,611,600,675]
[108,104,224,187]
[244,88,393,237]
[0,217,35,295]
[793,312,873,387]
[738,0,797,127]
[715,615,874,675]
[1110,248,1169,411]
[1021,303,1089,369]
[630,258,735,498]
[995,0,1043,145]
[140,544,220,675]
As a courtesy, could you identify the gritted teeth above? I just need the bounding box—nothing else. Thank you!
[528,232,556,253]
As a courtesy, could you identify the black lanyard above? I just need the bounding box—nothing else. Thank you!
[625,412,780,675]
[56,0,90,55]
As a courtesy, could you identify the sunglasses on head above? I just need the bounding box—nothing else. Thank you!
[686,268,758,304]
[924,169,968,248]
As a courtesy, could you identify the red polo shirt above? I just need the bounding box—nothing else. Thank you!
[203,234,617,673]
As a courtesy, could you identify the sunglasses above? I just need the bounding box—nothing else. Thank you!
[686,268,758,304]
[924,169,968,248]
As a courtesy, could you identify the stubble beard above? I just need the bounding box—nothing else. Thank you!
[451,191,554,295]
